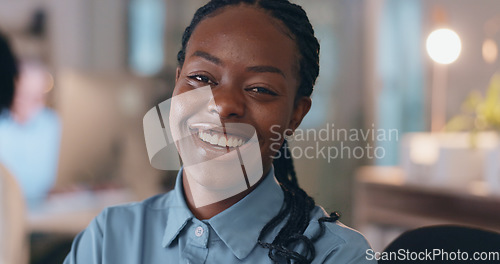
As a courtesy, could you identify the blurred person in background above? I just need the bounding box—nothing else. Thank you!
[0,31,61,208]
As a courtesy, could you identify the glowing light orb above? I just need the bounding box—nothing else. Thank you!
[426,28,462,64]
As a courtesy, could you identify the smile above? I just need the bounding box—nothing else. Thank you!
[198,130,245,148]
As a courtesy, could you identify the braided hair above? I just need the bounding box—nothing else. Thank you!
[0,32,18,114]
[177,1,339,263]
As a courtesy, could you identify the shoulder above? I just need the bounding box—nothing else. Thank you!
[74,191,179,247]
[308,206,368,245]
[39,108,59,119]
[64,191,178,263]
[0,111,13,126]
[307,206,376,263]
[98,190,176,216]
[36,108,61,127]
[91,191,177,229]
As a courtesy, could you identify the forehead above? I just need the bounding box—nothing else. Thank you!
[185,5,299,75]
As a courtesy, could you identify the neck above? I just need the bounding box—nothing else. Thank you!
[12,112,30,124]
[11,105,42,124]
[182,166,270,220]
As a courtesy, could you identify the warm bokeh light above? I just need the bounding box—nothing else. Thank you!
[409,134,439,165]
[426,28,462,64]
[482,38,498,64]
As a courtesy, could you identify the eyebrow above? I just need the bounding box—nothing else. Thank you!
[192,51,222,65]
[246,65,285,78]
[191,50,285,78]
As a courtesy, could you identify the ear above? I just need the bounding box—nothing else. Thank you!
[175,67,181,84]
[288,96,312,133]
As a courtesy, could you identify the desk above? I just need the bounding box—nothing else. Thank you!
[27,188,136,235]
[354,166,500,251]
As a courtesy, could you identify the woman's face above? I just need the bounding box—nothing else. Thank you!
[172,5,311,177]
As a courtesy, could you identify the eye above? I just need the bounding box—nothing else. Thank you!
[187,74,218,86]
[246,86,278,96]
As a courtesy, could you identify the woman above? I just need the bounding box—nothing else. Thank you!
[65,1,375,263]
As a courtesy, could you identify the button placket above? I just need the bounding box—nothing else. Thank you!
[195,226,204,237]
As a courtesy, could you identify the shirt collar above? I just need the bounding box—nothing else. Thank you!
[162,167,284,260]
[162,169,193,248]
[208,166,283,259]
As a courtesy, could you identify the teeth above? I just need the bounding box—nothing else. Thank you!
[227,138,235,147]
[217,137,226,147]
[198,131,245,148]
[209,134,218,145]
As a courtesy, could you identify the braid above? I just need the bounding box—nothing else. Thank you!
[257,0,319,97]
[258,140,339,264]
[177,1,336,263]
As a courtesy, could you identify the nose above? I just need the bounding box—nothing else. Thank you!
[208,85,245,119]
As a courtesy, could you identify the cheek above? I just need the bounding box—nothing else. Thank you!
[170,85,212,122]
[172,83,186,97]
[255,106,292,144]
[172,75,196,96]
[258,118,288,162]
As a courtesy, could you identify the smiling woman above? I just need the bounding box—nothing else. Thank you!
[64,1,375,263]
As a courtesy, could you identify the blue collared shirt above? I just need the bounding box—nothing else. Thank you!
[64,168,375,263]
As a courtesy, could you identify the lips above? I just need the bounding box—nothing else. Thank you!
[171,121,259,167]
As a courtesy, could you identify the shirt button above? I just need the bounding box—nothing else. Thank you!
[195,226,204,237]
